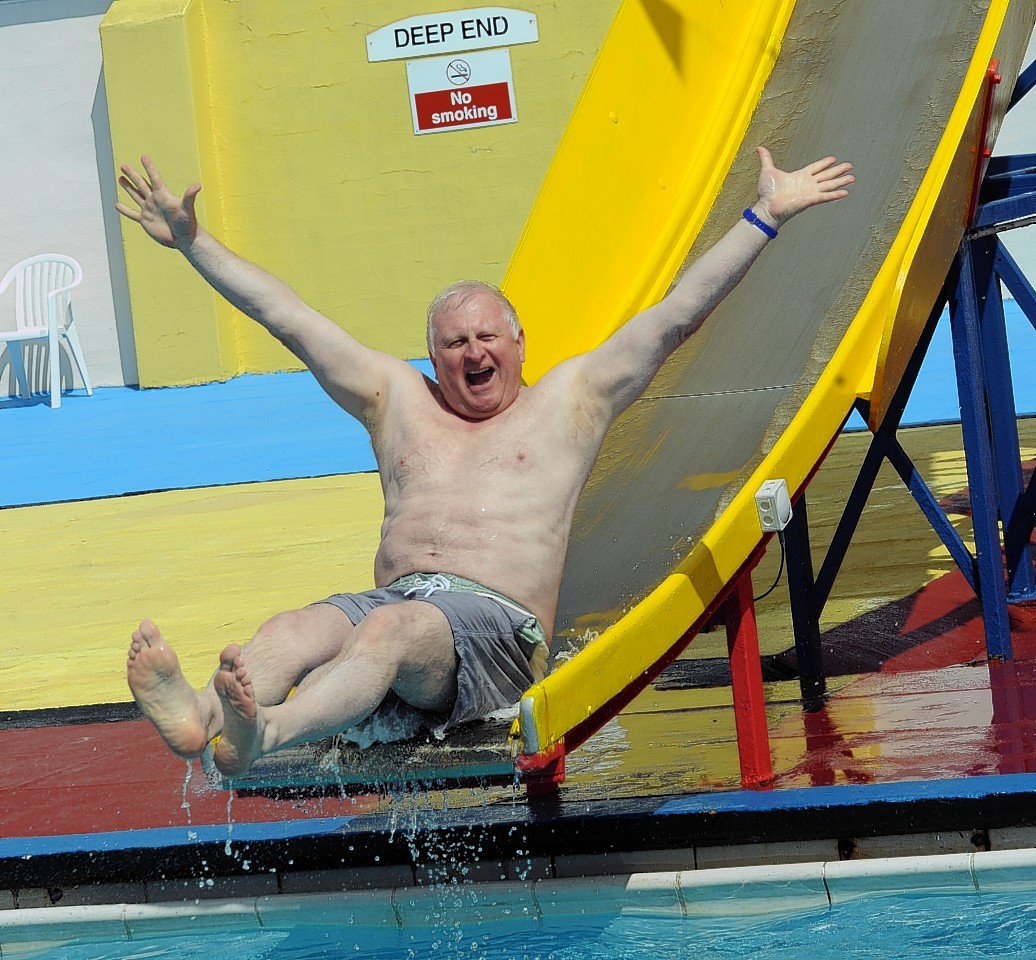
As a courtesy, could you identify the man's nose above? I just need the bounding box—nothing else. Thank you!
[462,339,484,361]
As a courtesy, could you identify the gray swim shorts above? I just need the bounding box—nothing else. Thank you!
[315,573,549,732]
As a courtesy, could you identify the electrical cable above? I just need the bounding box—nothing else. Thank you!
[753,530,786,601]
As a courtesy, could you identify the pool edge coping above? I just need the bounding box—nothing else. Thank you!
[2,846,1036,945]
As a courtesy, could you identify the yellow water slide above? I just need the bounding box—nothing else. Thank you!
[505,0,1036,770]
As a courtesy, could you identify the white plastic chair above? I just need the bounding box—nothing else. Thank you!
[0,254,92,409]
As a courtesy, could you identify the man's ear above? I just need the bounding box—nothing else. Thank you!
[517,329,526,363]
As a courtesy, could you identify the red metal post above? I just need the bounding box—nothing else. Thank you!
[724,571,775,788]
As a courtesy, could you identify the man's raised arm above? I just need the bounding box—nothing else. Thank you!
[115,156,397,420]
[576,147,854,419]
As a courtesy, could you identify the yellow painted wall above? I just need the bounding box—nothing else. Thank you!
[100,0,620,387]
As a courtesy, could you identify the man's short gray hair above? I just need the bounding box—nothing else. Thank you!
[426,280,521,357]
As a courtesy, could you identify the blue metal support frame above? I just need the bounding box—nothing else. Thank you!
[992,244,1036,585]
[982,244,1031,596]
[778,69,1036,694]
[780,293,962,700]
[783,495,825,709]
[952,233,1036,604]
[811,295,974,613]
[948,244,1014,658]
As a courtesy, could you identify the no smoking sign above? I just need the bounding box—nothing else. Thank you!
[406,49,517,135]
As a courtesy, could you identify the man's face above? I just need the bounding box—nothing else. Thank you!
[429,291,525,421]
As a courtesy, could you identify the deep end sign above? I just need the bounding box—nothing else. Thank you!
[367,7,538,62]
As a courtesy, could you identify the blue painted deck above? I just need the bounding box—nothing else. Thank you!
[2,305,1034,509]
[0,359,432,508]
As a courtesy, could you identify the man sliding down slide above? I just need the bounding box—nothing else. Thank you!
[118,147,853,777]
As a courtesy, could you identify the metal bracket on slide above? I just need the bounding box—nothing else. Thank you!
[968,59,1001,226]
[515,740,566,796]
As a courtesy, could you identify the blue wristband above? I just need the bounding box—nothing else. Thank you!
[743,207,778,239]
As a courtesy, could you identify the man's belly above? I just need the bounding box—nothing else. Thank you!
[373,517,563,629]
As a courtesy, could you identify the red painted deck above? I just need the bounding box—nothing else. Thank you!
[5,565,1036,843]
[0,718,375,840]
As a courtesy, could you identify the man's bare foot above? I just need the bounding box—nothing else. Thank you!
[127,620,210,758]
[212,643,266,778]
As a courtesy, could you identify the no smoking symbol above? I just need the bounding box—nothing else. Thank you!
[446,59,471,85]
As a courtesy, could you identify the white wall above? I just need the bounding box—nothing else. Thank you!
[0,0,133,390]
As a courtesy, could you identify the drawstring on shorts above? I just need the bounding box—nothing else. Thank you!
[402,573,452,599]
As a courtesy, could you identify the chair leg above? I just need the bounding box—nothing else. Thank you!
[63,317,93,396]
[5,343,30,398]
[48,330,61,409]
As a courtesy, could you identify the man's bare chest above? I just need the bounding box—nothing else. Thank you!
[377,407,545,490]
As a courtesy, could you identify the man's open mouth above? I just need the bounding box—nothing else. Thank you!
[466,367,494,386]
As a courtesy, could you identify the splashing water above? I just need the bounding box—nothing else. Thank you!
[224,790,234,856]
[181,759,194,824]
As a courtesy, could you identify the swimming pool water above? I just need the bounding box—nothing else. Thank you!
[15,887,1036,960]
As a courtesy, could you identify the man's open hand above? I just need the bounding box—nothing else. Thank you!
[754,146,854,227]
[115,156,201,250]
